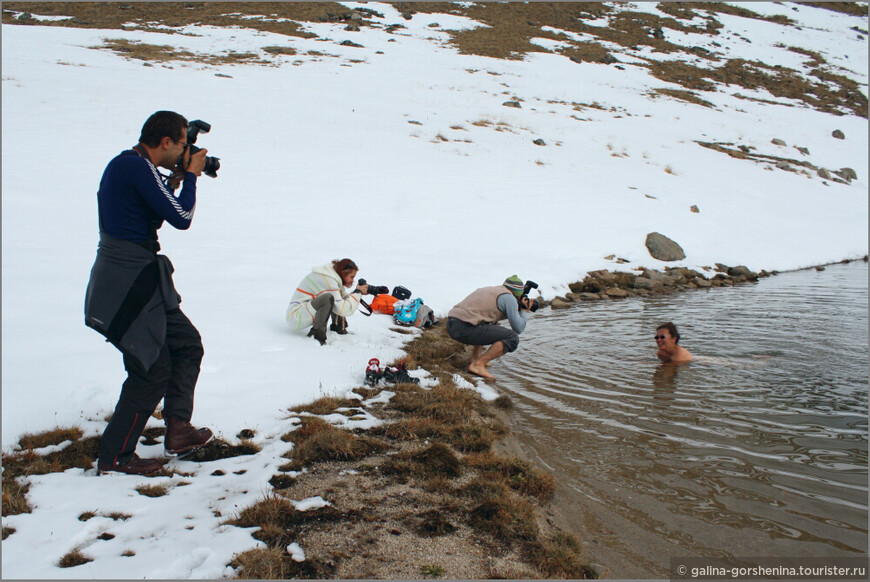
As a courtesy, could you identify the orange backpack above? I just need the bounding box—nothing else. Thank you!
[370,294,399,315]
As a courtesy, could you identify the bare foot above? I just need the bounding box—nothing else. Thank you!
[468,362,495,381]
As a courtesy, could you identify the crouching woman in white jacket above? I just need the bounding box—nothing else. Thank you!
[286,258,369,345]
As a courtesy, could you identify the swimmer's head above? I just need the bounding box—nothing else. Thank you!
[656,322,680,343]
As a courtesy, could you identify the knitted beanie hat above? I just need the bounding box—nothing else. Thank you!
[503,275,524,298]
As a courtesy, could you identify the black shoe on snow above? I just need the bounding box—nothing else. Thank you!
[382,362,419,385]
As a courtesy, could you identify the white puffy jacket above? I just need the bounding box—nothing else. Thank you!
[285,263,362,331]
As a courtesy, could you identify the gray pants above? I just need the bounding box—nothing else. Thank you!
[310,294,335,333]
[446,317,520,353]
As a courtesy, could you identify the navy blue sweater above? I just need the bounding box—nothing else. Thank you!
[98,149,197,244]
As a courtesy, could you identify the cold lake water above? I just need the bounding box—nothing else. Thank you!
[494,261,868,578]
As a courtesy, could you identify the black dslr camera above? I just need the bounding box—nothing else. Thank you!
[179,120,220,178]
[521,280,539,312]
[357,279,389,296]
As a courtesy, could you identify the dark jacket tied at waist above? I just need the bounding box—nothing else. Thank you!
[84,233,180,371]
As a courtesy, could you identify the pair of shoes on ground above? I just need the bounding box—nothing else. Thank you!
[97,418,214,476]
[365,358,419,386]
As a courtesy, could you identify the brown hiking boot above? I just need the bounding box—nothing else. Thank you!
[97,454,164,476]
[164,417,214,455]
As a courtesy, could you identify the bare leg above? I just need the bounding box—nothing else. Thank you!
[471,345,483,363]
[468,341,504,381]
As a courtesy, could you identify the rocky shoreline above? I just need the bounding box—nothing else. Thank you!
[544,255,870,310]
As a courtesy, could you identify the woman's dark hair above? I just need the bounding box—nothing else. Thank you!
[657,322,680,343]
[332,258,358,274]
[139,111,188,147]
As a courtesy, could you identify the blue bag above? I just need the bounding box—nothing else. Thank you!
[393,298,423,326]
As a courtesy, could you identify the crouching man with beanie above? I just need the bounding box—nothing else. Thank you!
[446,275,533,381]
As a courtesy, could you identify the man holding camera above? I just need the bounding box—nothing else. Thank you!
[447,275,535,381]
[84,111,213,476]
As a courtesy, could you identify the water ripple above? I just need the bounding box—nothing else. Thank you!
[497,262,868,572]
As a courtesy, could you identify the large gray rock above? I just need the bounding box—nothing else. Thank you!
[645,232,686,262]
[549,297,573,309]
[727,265,758,280]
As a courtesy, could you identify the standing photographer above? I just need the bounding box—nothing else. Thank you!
[285,258,369,345]
[84,111,213,476]
[447,275,535,381]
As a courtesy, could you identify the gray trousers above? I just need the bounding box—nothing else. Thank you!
[446,317,520,353]
[310,294,335,333]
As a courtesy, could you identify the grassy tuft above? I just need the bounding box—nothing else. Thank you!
[2,526,16,540]
[227,493,296,533]
[282,417,386,470]
[420,563,446,577]
[3,432,100,516]
[400,322,468,372]
[410,443,461,478]
[229,547,336,579]
[468,495,539,541]
[135,484,168,498]
[268,473,297,490]
[466,451,555,501]
[530,532,596,578]
[494,395,513,409]
[58,549,93,568]
[17,427,83,450]
[289,396,359,416]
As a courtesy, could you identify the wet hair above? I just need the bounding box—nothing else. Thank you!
[138,111,188,147]
[332,258,359,275]
[656,322,680,343]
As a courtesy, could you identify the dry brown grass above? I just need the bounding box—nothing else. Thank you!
[5,1,862,117]
[57,549,93,568]
[289,396,359,416]
[653,88,716,109]
[465,451,555,502]
[531,532,597,578]
[281,416,386,470]
[17,427,83,450]
[2,432,101,516]
[135,484,169,498]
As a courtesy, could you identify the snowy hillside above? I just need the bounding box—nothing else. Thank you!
[1,2,867,578]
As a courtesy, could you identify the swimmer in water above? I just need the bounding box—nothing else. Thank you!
[655,322,693,364]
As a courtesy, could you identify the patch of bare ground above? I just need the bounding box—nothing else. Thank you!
[4,2,866,116]
[2,428,101,517]
[1,2,366,38]
[799,2,869,17]
[652,88,716,108]
[227,324,595,579]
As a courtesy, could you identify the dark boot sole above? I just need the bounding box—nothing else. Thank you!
[165,433,215,456]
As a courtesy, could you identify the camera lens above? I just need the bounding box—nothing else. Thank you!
[203,156,220,178]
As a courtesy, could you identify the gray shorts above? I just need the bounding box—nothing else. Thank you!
[446,317,520,353]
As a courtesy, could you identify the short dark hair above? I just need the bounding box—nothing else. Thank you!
[138,111,188,147]
[656,322,680,343]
